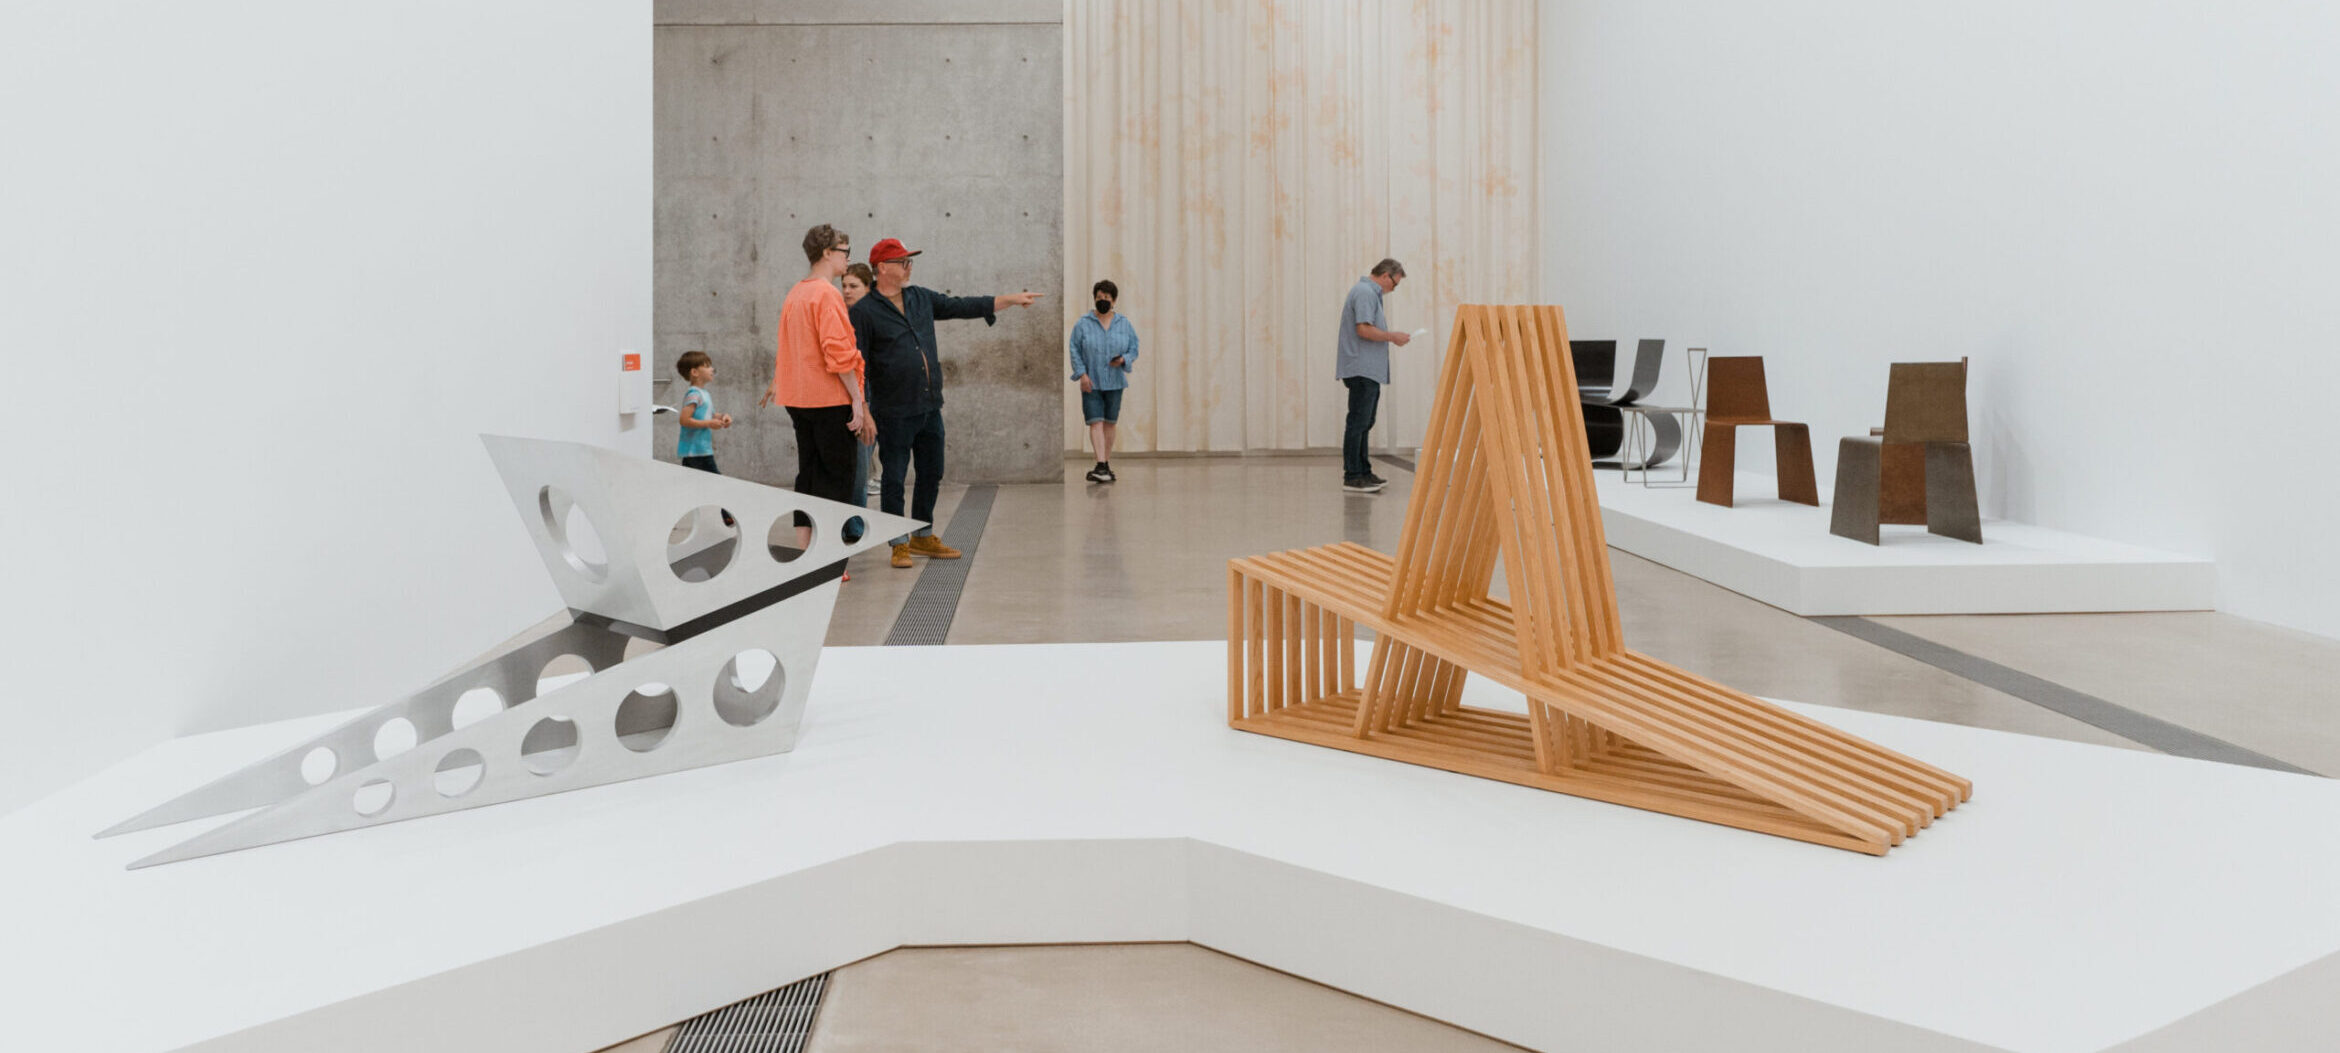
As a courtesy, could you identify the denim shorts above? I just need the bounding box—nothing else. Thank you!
[1081,387,1124,424]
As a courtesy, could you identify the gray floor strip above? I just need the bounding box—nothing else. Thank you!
[883,484,998,646]
[1812,616,2315,774]
[1373,453,1416,473]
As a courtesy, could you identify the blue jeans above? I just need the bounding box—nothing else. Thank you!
[843,442,871,543]
[1080,387,1124,425]
[1341,377,1380,479]
[877,408,945,545]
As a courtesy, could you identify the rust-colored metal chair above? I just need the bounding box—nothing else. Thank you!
[1695,356,1818,507]
[1830,361,1981,544]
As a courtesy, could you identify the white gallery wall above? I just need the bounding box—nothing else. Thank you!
[1541,3,2340,639]
[0,1,652,814]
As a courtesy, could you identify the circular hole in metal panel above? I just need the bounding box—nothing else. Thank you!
[615,682,679,752]
[521,716,580,775]
[434,749,486,797]
[373,718,418,762]
[666,506,741,583]
[353,779,394,816]
[714,650,785,727]
[299,746,337,786]
[451,687,505,730]
[537,654,593,698]
[765,512,815,564]
[841,514,867,545]
[537,486,610,582]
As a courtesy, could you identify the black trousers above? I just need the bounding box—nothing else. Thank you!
[1341,376,1381,479]
[786,404,858,506]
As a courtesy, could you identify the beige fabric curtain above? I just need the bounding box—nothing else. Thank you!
[1063,0,1539,454]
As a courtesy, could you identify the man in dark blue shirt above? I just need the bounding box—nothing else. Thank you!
[850,237,1042,568]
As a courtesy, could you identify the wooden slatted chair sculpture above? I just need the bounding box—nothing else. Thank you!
[1226,306,1970,854]
[1695,356,1819,507]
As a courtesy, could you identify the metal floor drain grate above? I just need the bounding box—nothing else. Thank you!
[668,972,829,1053]
[884,483,998,646]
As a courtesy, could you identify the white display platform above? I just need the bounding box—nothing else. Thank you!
[6,641,2335,1053]
[1596,470,2216,615]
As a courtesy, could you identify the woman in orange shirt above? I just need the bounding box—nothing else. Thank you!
[761,224,877,552]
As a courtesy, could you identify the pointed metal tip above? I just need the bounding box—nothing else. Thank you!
[94,811,167,840]
[125,835,216,870]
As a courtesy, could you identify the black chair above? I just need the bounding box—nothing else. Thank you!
[1571,340,1618,401]
[1574,339,1676,466]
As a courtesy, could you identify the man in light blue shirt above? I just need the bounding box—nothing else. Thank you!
[1335,258,1410,493]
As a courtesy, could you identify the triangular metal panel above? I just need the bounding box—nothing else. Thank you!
[104,433,894,868]
[127,580,839,869]
[99,617,633,838]
[481,434,920,632]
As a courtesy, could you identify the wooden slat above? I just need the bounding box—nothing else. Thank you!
[1235,568,1254,725]
[1254,570,1272,720]
[1291,596,1310,711]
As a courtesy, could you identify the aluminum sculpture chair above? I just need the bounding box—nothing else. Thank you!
[99,435,920,868]
[1588,337,1666,406]
[1226,306,1970,855]
[1695,356,1818,507]
[1831,362,1982,544]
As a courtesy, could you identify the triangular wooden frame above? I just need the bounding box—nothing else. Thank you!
[1227,305,1971,854]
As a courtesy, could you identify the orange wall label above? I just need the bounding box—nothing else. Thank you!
[621,353,641,371]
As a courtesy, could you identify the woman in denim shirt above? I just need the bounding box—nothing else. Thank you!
[1070,279,1140,483]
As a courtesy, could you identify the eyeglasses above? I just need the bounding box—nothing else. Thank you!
[829,246,852,257]
[881,257,914,267]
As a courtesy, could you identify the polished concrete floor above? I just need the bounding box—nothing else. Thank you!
[806,945,1521,1052]
[830,455,2340,771]
[597,453,2340,1052]
[596,944,1515,1053]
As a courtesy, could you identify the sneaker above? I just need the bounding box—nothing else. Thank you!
[1364,472,1389,487]
[907,534,962,559]
[866,479,881,497]
[1342,477,1384,493]
[841,570,851,583]
[1099,463,1116,483]
[1085,465,1109,483]
[891,544,914,569]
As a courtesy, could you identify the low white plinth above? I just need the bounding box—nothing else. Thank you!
[5,642,2333,1053]
[1596,470,2216,615]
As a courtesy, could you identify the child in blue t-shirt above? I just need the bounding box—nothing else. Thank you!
[675,351,732,471]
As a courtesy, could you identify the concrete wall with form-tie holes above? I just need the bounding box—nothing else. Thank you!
[654,0,1066,485]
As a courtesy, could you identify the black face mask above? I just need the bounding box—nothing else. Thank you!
[1095,299,1112,315]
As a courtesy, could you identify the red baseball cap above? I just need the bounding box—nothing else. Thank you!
[868,238,922,265]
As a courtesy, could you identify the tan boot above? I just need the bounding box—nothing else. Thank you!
[890,544,915,569]
[906,534,961,559]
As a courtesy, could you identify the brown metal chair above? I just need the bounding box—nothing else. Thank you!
[1695,356,1817,507]
[1830,361,1981,544]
